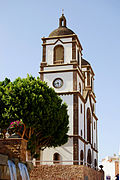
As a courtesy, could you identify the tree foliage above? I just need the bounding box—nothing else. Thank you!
[0,78,11,130]
[0,75,69,155]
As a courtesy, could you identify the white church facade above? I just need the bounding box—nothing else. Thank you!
[39,14,98,168]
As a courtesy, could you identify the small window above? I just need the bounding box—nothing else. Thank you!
[80,150,84,165]
[53,153,60,164]
[87,108,91,143]
[81,129,83,137]
[79,82,81,93]
[54,45,64,64]
[81,104,82,114]
[94,159,97,170]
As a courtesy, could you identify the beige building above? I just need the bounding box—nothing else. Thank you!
[102,155,119,180]
[39,14,98,168]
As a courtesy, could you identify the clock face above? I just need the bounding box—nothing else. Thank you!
[53,78,63,88]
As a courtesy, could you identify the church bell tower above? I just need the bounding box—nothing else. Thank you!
[39,14,98,168]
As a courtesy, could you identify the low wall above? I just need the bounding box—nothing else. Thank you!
[0,138,32,179]
[0,138,27,161]
[30,165,104,180]
[0,154,22,180]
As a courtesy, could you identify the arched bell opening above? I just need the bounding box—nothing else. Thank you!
[53,45,64,64]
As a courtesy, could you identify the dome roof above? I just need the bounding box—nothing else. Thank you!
[49,27,75,37]
[81,58,90,66]
[49,14,75,37]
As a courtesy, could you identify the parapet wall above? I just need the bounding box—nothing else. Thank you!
[30,165,104,180]
[0,138,27,161]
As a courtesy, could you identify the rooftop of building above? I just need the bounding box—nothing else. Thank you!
[49,14,75,37]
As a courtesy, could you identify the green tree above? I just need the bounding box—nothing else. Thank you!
[0,75,69,155]
[0,78,11,135]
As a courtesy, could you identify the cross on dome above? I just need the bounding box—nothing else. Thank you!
[59,12,66,27]
[62,9,64,15]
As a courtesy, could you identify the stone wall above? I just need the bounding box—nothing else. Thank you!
[30,165,104,180]
[0,138,27,162]
[0,154,22,180]
[0,153,33,180]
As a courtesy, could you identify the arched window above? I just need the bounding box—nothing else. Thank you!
[81,129,83,137]
[79,82,81,93]
[94,122,95,130]
[53,152,60,164]
[80,150,84,165]
[81,104,82,113]
[54,45,64,64]
[87,149,91,167]
[87,108,91,143]
[94,159,97,170]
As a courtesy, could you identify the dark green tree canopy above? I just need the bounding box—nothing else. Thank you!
[0,78,11,130]
[0,75,69,154]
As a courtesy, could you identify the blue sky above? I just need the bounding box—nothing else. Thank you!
[0,0,120,163]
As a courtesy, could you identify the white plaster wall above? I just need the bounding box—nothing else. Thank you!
[46,45,53,65]
[90,96,96,114]
[41,137,73,165]
[77,73,83,95]
[46,38,72,44]
[82,67,87,87]
[64,43,72,63]
[85,71,87,87]
[61,38,72,43]
[44,65,73,71]
[85,98,96,167]
[46,38,72,65]
[46,39,56,44]
[93,117,97,149]
[44,71,73,92]
[76,47,81,69]
[60,94,73,135]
